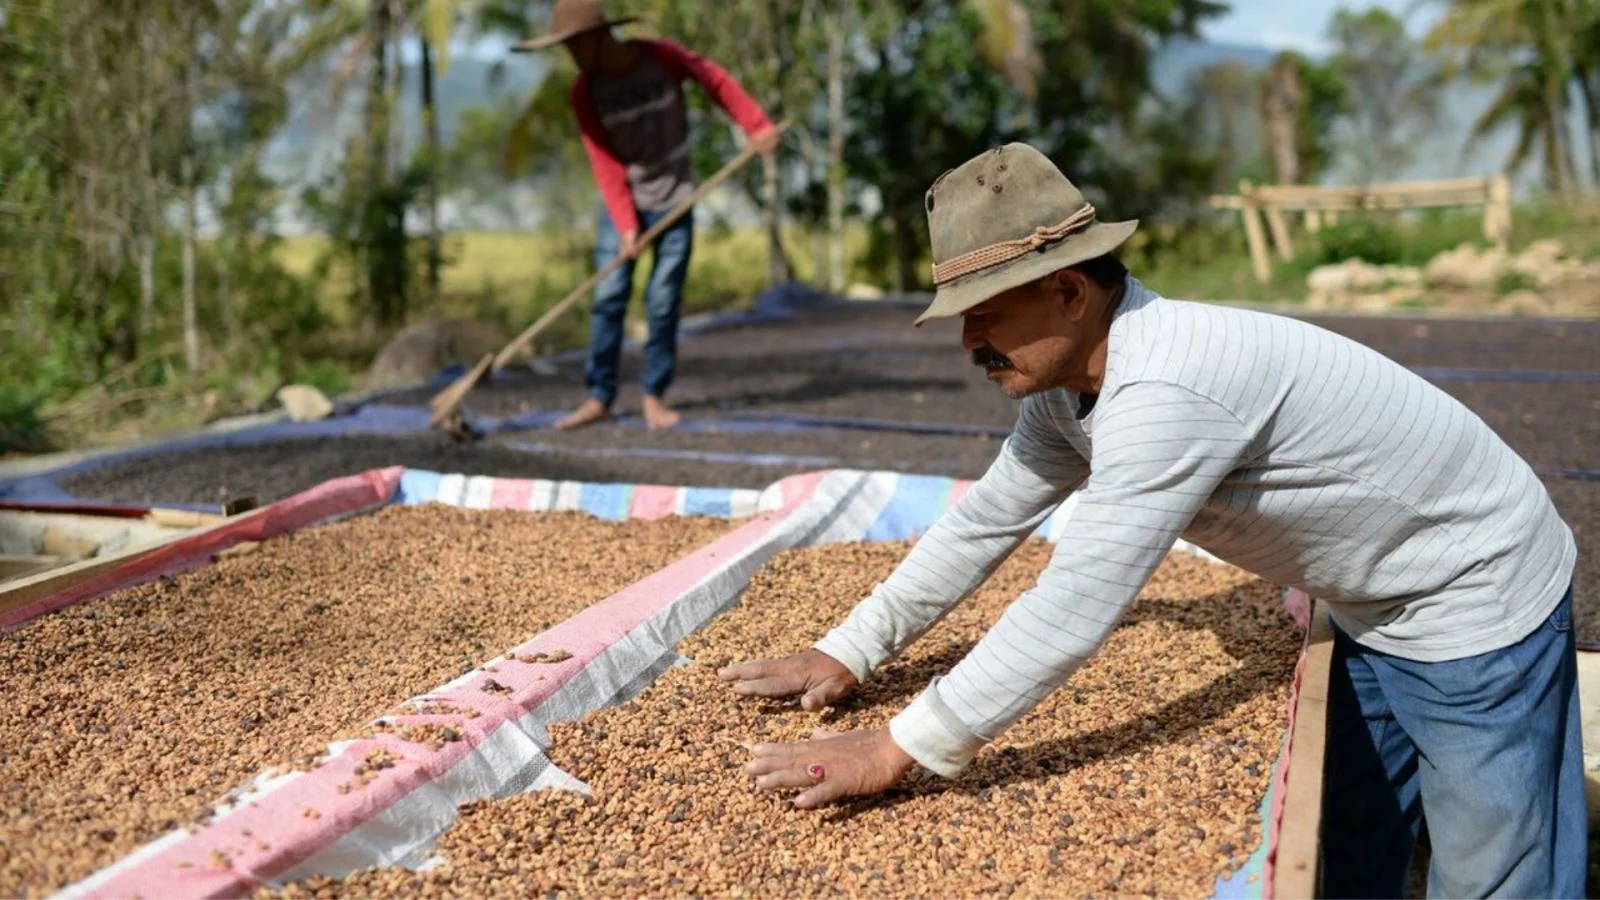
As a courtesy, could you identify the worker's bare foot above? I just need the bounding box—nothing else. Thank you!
[556,398,611,430]
[642,395,681,430]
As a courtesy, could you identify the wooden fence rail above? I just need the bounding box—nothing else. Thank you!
[1209,175,1513,283]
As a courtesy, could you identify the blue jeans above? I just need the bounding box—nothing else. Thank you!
[1323,587,1586,898]
[585,205,694,408]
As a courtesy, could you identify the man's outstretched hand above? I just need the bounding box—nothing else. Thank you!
[746,728,915,809]
[618,230,642,260]
[717,649,858,712]
[751,125,781,155]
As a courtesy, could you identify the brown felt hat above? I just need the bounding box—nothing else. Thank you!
[917,143,1138,325]
[510,0,638,52]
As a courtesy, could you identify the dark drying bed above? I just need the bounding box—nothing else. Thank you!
[56,427,1007,504]
[55,436,638,506]
[1300,313,1600,373]
[1432,381,1599,473]
[381,310,1017,430]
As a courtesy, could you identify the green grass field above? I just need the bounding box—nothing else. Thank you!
[275,224,879,339]
[276,199,1599,341]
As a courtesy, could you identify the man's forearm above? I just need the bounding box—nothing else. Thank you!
[814,441,1082,680]
[888,383,1253,776]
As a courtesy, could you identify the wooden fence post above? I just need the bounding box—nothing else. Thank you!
[1239,180,1273,284]
[1265,204,1296,261]
[1484,173,1512,252]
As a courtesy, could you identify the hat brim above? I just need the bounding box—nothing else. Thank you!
[913,219,1139,326]
[510,16,638,52]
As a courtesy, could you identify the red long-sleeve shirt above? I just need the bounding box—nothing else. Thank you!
[571,39,773,236]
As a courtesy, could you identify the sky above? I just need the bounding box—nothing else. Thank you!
[1201,0,1442,56]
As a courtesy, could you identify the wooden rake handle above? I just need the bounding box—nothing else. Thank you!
[490,121,789,372]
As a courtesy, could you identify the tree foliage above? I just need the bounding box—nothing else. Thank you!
[1328,6,1444,182]
[0,0,320,416]
[1426,0,1600,192]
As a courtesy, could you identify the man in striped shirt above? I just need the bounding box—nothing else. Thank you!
[721,144,1584,897]
[512,0,777,430]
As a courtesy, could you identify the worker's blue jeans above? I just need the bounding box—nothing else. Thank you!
[585,205,694,409]
[1322,586,1585,898]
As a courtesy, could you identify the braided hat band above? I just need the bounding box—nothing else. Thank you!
[930,202,1097,287]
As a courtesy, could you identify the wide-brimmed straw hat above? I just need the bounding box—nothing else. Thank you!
[510,0,637,52]
[917,143,1139,325]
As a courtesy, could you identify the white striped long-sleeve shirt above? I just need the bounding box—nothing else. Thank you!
[814,278,1576,777]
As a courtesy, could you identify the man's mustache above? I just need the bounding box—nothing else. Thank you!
[972,346,1014,370]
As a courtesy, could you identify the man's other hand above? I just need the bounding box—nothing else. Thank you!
[717,649,858,711]
[618,230,642,260]
[751,126,781,155]
[747,728,915,809]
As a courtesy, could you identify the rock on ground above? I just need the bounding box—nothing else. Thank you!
[363,319,530,391]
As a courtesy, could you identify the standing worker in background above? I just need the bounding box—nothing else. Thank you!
[512,0,779,431]
[720,143,1584,898]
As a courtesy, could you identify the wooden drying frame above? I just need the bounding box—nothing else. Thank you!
[1272,599,1334,899]
[0,503,256,619]
[1210,175,1513,284]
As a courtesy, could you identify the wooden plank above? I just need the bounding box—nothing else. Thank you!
[1256,177,1487,203]
[1364,176,1489,195]
[1274,600,1334,900]
[1255,186,1368,203]
[1215,185,1490,214]
[1252,193,1484,213]
[0,505,271,619]
[1363,192,1488,211]
[144,508,227,529]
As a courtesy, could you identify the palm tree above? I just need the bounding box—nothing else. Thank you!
[418,0,457,302]
[968,0,1043,100]
[1473,57,1580,190]
[1568,0,1600,185]
[1188,59,1261,188]
[1426,0,1593,193]
[1260,54,1305,185]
